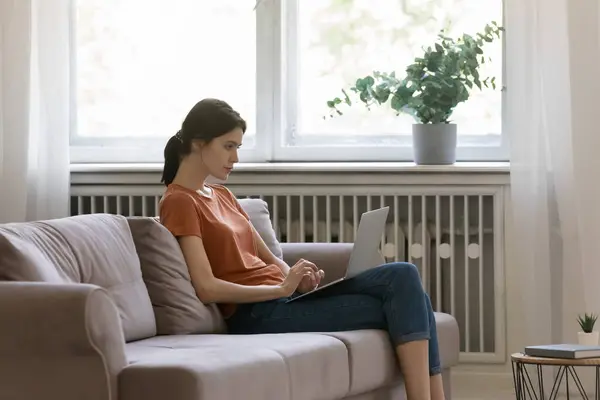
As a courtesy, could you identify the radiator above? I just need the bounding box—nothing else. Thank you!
[70,183,505,364]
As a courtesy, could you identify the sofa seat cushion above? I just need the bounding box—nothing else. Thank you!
[316,330,398,395]
[120,346,290,400]
[122,333,349,400]
[317,312,460,396]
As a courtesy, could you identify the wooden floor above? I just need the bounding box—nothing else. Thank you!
[454,386,515,400]
[453,379,515,400]
[451,370,591,400]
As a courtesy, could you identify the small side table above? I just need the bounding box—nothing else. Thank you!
[512,352,600,399]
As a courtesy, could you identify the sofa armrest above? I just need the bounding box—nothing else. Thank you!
[280,242,354,285]
[0,282,128,400]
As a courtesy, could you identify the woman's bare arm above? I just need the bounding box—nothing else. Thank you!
[178,235,311,304]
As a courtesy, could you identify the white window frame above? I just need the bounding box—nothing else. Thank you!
[274,0,509,162]
[69,0,509,164]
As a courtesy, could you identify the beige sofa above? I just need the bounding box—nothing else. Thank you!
[0,199,460,400]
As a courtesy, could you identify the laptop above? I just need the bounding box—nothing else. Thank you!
[286,206,390,303]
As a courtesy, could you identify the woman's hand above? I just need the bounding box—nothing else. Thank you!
[295,259,325,294]
[279,259,323,297]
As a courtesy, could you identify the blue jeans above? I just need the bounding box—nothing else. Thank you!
[226,262,442,376]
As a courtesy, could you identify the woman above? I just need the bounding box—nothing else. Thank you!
[159,98,445,400]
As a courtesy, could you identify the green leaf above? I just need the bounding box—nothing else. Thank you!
[359,91,370,103]
[390,95,406,112]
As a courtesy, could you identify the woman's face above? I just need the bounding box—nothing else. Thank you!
[195,128,243,181]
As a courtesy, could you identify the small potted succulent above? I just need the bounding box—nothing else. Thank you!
[326,22,503,165]
[577,313,599,346]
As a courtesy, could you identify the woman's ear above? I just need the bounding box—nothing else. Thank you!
[190,139,205,153]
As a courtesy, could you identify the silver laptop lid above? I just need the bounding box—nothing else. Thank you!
[345,207,390,278]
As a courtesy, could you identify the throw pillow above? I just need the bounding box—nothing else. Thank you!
[127,217,226,335]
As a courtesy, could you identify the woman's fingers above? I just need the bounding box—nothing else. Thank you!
[292,260,323,288]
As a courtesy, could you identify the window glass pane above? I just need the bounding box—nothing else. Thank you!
[75,0,256,142]
[295,0,502,145]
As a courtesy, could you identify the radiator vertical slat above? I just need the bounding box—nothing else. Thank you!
[77,197,83,215]
[394,196,399,262]
[128,196,134,217]
[142,196,148,217]
[408,195,413,261]
[154,196,159,217]
[367,195,372,211]
[299,195,305,243]
[273,196,280,241]
[90,197,96,214]
[104,196,109,214]
[313,196,318,243]
[380,195,385,249]
[479,195,484,352]
[353,196,358,239]
[339,196,344,243]
[450,195,456,316]
[421,195,427,291]
[326,195,331,243]
[464,195,470,352]
[116,196,122,215]
[286,195,291,243]
[435,195,441,311]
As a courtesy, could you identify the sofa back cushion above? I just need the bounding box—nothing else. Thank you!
[0,214,156,342]
[127,197,282,335]
[238,198,283,259]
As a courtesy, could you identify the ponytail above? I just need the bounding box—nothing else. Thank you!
[161,133,183,186]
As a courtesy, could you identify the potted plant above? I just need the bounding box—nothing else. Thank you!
[577,313,599,346]
[326,22,503,165]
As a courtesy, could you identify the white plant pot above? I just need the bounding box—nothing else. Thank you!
[411,123,457,165]
[577,331,599,346]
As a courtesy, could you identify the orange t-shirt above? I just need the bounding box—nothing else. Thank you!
[159,183,285,317]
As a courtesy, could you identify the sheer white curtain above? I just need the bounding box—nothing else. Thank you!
[0,0,71,223]
[507,0,600,347]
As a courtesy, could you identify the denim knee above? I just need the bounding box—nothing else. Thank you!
[381,262,422,286]
[377,262,430,345]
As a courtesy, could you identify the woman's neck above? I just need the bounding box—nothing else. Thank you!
[172,161,209,192]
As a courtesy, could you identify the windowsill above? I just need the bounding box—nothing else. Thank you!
[70,161,510,174]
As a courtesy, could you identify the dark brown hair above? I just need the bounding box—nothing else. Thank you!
[161,98,246,186]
